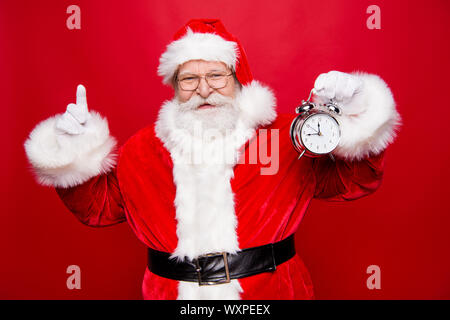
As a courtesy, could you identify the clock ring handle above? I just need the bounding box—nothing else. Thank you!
[296,89,317,114]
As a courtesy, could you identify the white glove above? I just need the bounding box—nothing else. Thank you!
[56,84,91,135]
[314,71,363,102]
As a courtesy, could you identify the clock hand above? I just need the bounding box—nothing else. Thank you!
[317,122,323,136]
[306,124,318,133]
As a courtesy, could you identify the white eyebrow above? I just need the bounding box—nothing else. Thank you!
[207,69,228,73]
[178,71,196,76]
[178,69,228,76]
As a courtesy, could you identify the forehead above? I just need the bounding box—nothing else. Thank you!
[178,60,230,75]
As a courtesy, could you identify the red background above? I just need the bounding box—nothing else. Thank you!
[1,0,449,299]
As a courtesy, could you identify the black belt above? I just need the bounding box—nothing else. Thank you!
[147,235,296,286]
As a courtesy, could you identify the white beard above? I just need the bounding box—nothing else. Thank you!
[153,80,277,300]
[168,93,246,299]
[173,91,241,138]
[168,90,256,167]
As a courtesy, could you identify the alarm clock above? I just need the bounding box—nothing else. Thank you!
[290,90,342,160]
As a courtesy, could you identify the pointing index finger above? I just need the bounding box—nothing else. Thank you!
[76,84,87,106]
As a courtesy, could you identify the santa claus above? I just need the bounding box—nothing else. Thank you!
[24,19,401,300]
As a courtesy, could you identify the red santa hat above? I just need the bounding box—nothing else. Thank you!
[157,19,277,130]
[158,19,253,86]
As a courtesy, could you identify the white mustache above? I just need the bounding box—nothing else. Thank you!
[178,93,235,111]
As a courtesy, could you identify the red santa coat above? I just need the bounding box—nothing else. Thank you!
[55,112,385,300]
[25,75,400,300]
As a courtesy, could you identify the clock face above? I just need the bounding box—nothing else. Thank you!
[300,113,340,154]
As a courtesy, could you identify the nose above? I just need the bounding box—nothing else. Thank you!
[196,77,213,98]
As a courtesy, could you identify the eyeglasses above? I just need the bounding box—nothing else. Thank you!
[177,72,233,91]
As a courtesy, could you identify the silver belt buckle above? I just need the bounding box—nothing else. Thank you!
[195,252,231,286]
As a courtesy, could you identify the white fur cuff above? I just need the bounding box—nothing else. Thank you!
[317,72,401,160]
[24,111,117,188]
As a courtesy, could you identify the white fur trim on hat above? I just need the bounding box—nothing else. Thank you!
[158,28,238,85]
[315,72,401,160]
[24,111,117,188]
[236,80,277,128]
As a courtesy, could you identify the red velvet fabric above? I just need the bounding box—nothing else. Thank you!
[56,113,385,299]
